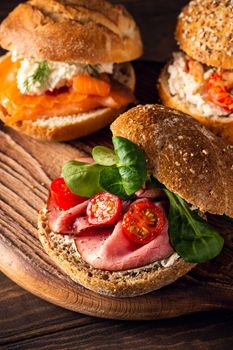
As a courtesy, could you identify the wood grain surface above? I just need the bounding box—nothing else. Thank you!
[1,273,233,350]
[0,61,233,321]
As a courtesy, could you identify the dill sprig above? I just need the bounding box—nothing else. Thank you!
[24,61,51,92]
[83,64,100,78]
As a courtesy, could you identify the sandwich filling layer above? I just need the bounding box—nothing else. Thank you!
[17,57,114,96]
[41,132,225,276]
[0,55,135,125]
[167,52,233,118]
[42,216,179,275]
[46,189,174,272]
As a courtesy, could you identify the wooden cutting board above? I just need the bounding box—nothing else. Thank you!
[0,61,232,320]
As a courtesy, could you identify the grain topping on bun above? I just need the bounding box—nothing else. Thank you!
[111,104,233,217]
[176,0,233,69]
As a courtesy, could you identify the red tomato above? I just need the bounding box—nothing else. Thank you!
[50,177,88,210]
[87,192,122,226]
[122,200,166,245]
[207,72,233,112]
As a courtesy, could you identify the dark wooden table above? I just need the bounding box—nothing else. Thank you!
[0,1,233,349]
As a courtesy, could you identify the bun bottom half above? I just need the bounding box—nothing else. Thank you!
[158,66,233,145]
[1,107,126,142]
[38,209,195,298]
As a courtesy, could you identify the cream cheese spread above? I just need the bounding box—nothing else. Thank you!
[17,58,114,95]
[168,52,231,118]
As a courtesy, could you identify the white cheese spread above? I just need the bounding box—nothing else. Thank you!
[17,58,114,96]
[168,52,231,118]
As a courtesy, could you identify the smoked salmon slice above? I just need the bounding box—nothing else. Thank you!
[0,56,135,125]
[72,74,111,97]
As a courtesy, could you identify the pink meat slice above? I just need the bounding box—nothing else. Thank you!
[135,186,164,199]
[47,197,90,233]
[75,203,173,271]
[73,216,94,232]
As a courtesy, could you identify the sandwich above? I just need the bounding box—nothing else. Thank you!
[38,104,233,297]
[158,0,233,144]
[0,0,142,141]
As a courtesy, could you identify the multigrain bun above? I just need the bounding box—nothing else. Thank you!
[111,104,233,218]
[158,65,233,144]
[38,104,233,297]
[176,0,233,69]
[0,0,143,63]
[0,57,135,141]
[38,209,194,297]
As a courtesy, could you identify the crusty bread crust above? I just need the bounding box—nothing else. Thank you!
[38,209,194,297]
[176,0,233,69]
[0,57,135,141]
[158,65,233,145]
[111,104,233,218]
[0,0,143,63]
[2,107,125,142]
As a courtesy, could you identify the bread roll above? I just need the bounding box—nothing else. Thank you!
[0,0,143,63]
[0,0,142,141]
[38,103,233,297]
[176,0,233,69]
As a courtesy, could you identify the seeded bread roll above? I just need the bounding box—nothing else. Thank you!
[0,0,143,63]
[37,104,205,297]
[158,65,233,145]
[38,104,232,297]
[176,0,233,69]
[38,209,194,297]
[111,104,233,218]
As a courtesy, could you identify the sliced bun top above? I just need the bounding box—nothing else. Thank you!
[111,104,233,218]
[0,0,143,63]
[176,0,233,69]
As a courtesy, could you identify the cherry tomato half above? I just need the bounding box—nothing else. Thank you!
[50,177,88,210]
[87,192,122,226]
[122,200,166,245]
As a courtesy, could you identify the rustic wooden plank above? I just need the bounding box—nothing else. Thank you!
[1,274,233,350]
[0,273,98,346]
